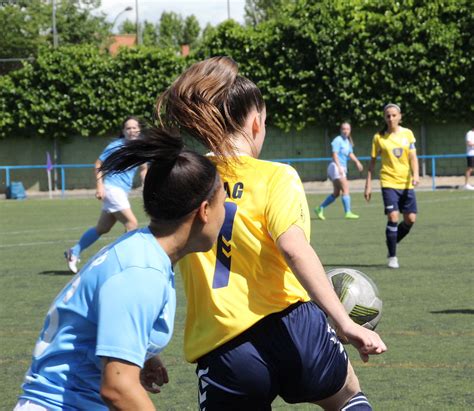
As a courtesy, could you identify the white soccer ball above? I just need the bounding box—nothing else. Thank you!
[326,268,383,331]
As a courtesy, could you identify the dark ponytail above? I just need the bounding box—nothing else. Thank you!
[100,126,220,221]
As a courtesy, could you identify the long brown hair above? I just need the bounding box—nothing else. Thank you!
[156,56,265,159]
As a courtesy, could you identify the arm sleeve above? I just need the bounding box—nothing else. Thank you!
[370,135,380,158]
[331,137,340,153]
[265,165,311,242]
[96,268,168,367]
[98,141,119,162]
[408,130,416,150]
[466,131,474,143]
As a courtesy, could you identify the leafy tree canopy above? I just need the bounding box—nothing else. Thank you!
[0,0,110,73]
[119,11,201,49]
[1,0,472,139]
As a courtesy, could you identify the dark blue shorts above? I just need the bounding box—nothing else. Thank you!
[382,188,417,215]
[467,156,474,168]
[196,301,348,410]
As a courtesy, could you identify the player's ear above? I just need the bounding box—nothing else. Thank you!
[251,112,262,137]
[196,200,210,224]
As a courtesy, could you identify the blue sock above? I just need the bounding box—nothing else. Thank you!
[320,194,336,209]
[341,392,372,410]
[386,222,398,257]
[71,227,100,257]
[341,194,351,213]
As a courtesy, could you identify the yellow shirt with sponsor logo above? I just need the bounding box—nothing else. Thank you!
[178,156,311,363]
[371,127,417,189]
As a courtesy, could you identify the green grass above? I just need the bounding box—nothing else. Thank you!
[1,190,473,410]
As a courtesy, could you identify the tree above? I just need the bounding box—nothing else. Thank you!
[118,19,136,34]
[202,0,473,129]
[143,21,159,46]
[0,1,46,58]
[156,11,201,49]
[244,0,295,26]
[202,23,217,43]
[158,11,183,48]
[182,15,201,46]
[0,45,189,139]
[52,0,110,46]
[0,0,110,73]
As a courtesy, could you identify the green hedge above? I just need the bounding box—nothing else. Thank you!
[1,0,472,140]
[199,0,473,129]
[0,46,189,139]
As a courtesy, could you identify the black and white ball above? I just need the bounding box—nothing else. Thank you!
[326,268,383,330]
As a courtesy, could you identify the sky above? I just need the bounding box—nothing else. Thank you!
[96,0,247,31]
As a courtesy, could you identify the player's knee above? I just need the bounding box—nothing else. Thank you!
[316,362,361,410]
[123,216,138,231]
[96,225,111,235]
[405,214,416,224]
[125,220,138,231]
[387,214,399,223]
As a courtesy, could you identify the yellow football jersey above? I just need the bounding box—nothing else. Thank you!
[371,127,417,189]
[179,156,311,362]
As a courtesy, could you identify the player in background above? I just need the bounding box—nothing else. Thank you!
[315,122,364,220]
[15,128,226,411]
[364,103,419,269]
[464,127,474,190]
[157,56,386,410]
[65,116,148,273]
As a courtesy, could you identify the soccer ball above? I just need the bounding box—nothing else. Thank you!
[326,268,383,330]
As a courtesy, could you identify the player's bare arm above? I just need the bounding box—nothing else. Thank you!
[276,225,387,361]
[100,357,156,410]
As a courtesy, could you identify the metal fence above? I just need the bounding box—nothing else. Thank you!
[0,154,468,197]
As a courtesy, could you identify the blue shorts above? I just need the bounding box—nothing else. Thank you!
[196,302,348,410]
[467,156,474,168]
[382,188,417,215]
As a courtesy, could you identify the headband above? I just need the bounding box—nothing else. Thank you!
[383,103,401,113]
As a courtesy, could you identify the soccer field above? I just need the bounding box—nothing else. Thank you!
[1,190,473,410]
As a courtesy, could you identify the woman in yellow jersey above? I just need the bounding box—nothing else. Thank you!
[364,104,420,269]
[157,57,386,410]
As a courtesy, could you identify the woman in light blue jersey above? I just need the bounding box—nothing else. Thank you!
[65,116,148,273]
[15,127,226,411]
[315,122,364,220]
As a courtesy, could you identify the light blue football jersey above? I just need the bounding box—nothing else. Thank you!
[99,139,138,192]
[331,135,353,169]
[20,227,176,410]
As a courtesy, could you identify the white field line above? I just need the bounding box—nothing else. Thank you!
[0,195,472,249]
[0,226,86,235]
[361,194,474,208]
[0,236,117,249]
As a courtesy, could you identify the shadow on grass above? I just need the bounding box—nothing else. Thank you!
[38,270,74,276]
[430,309,474,315]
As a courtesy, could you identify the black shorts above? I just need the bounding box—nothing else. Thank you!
[196,301,348,410]
[382,188,417,215]
[467,156,474,168]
